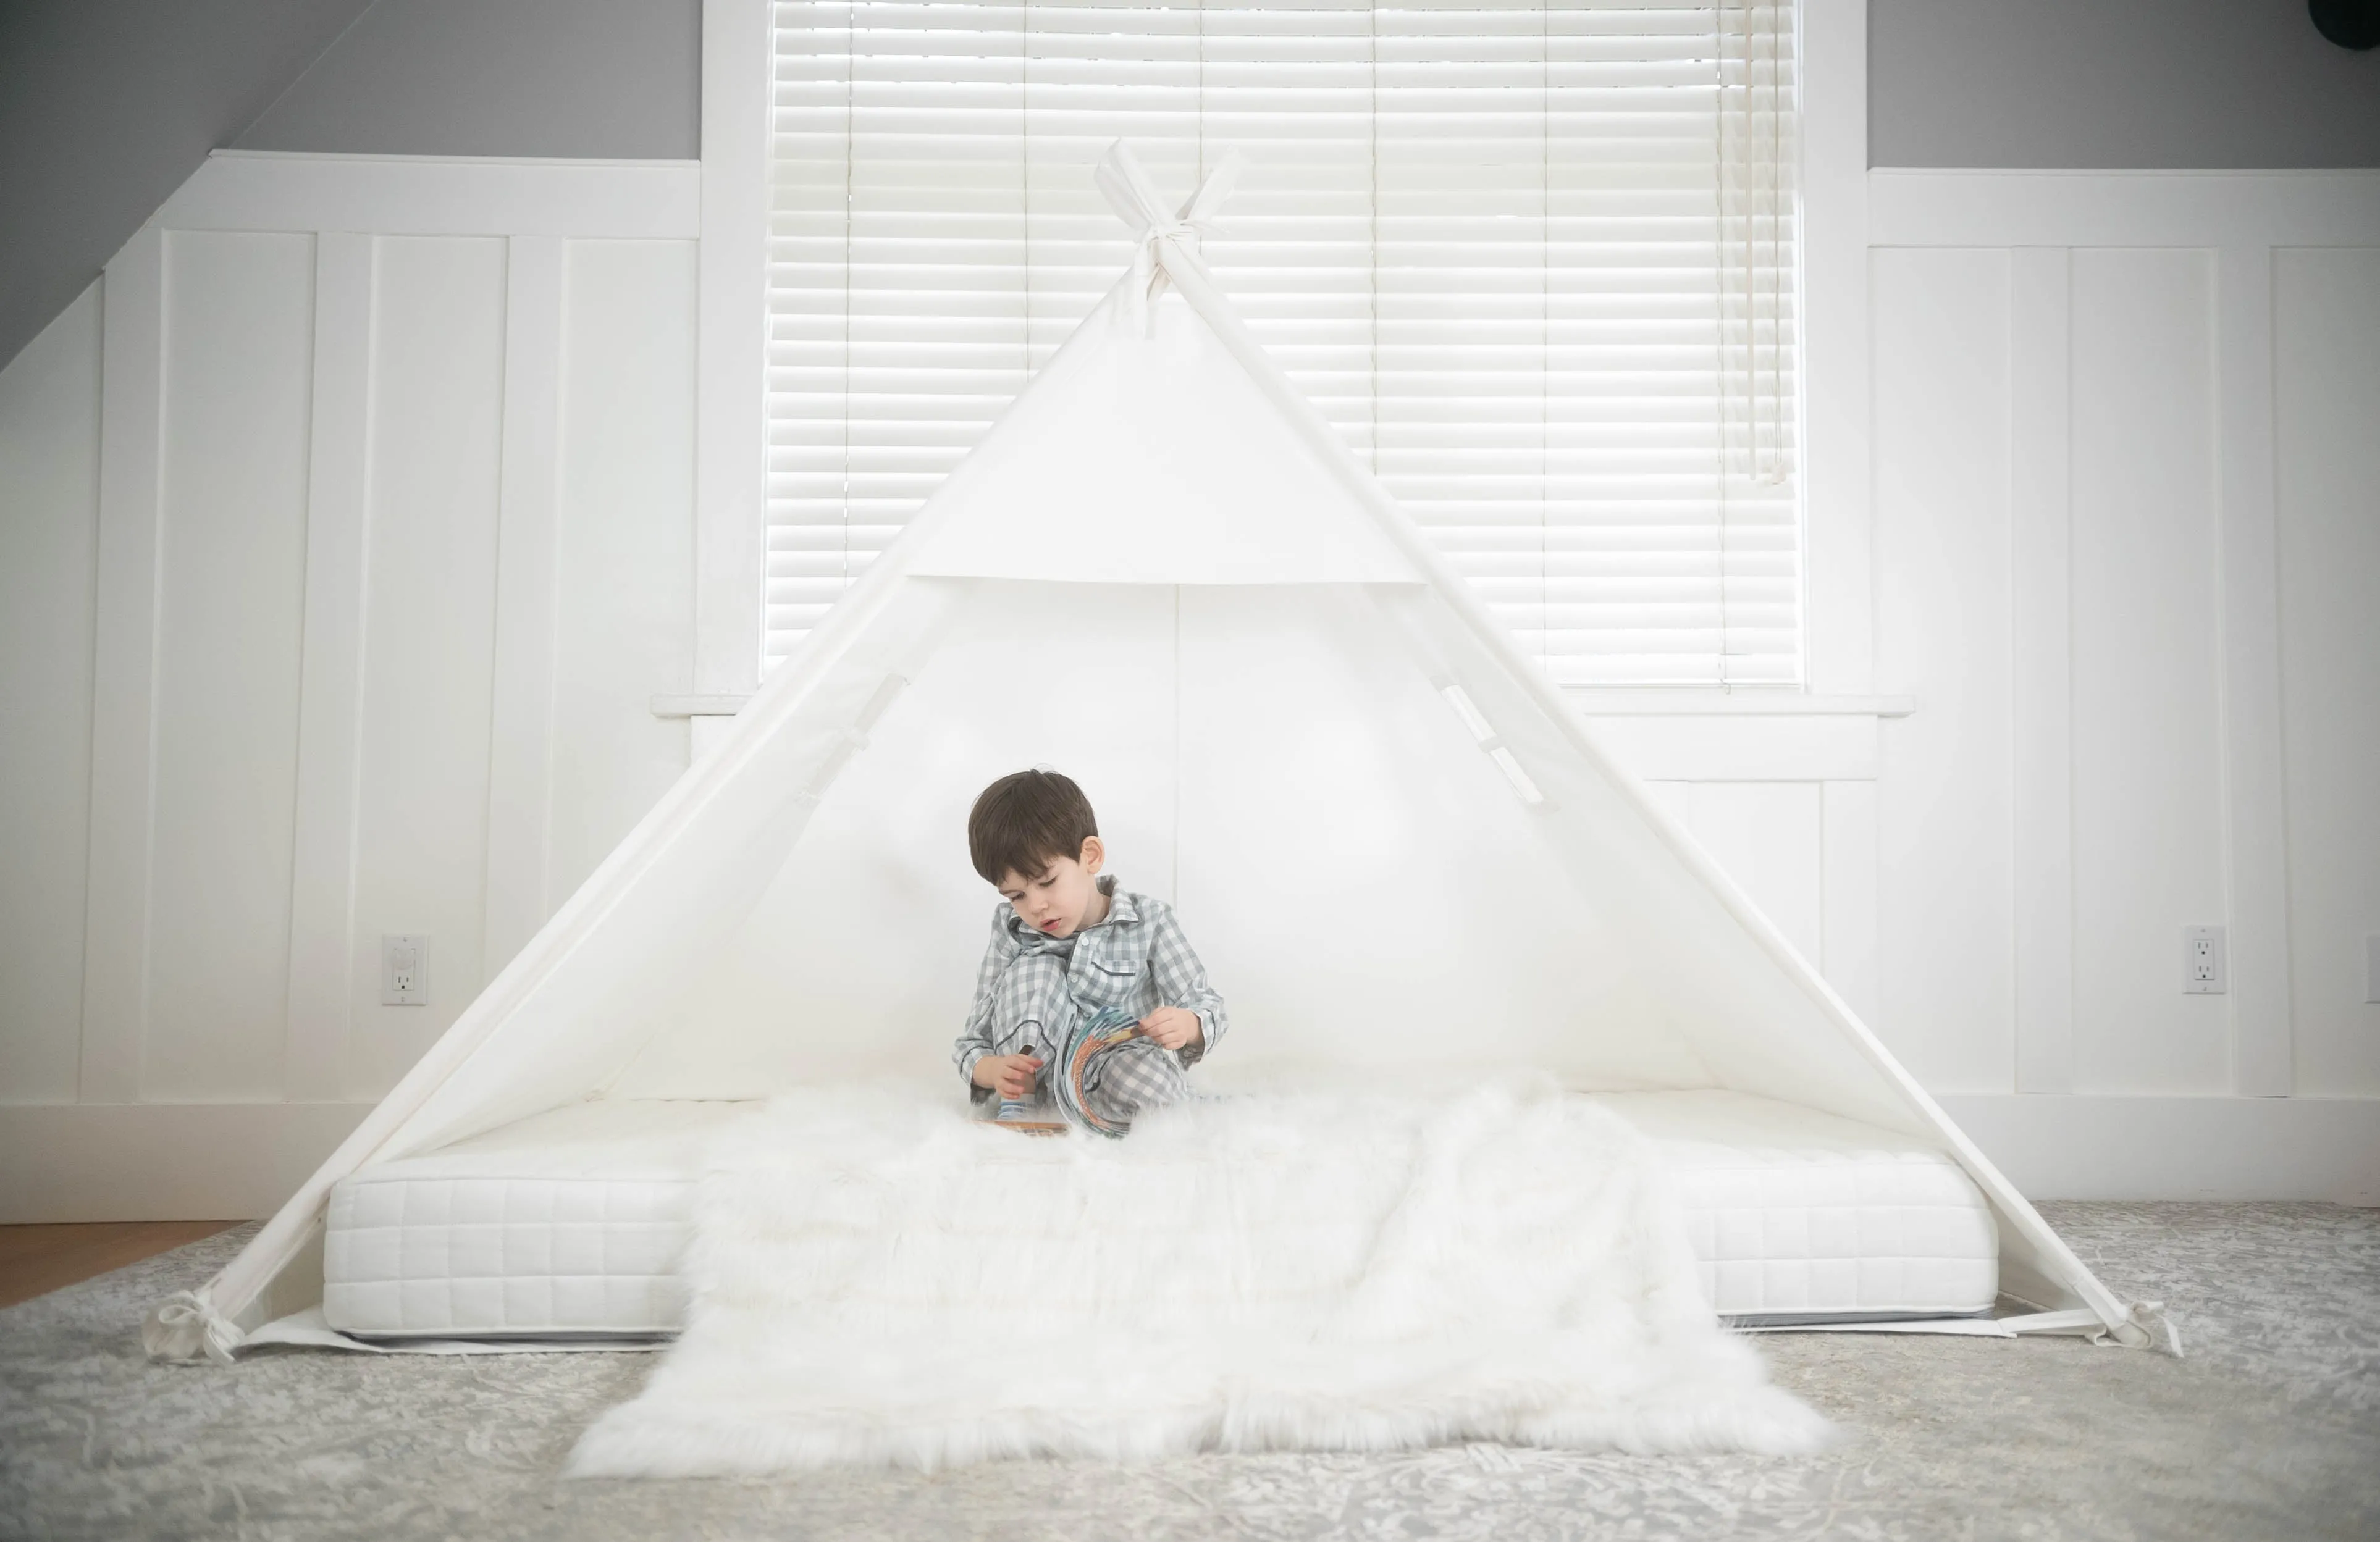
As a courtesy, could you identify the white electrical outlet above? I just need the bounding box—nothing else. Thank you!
[2182,925,2226,995]
[382,934,428,1005]
[2366,935,2380,1005]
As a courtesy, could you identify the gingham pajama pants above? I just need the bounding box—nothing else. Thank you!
[991,953,1188,1128]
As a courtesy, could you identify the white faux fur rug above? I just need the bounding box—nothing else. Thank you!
[568,1078,1831,1477]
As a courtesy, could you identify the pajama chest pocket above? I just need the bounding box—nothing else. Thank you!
[1075,957,1145,1010]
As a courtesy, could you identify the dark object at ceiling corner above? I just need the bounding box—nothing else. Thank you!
[2310,0,2379,50]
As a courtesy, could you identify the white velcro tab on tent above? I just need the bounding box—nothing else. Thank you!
[1436,682,1552,810]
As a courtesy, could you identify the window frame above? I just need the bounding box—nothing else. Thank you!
[693,0,1874,708]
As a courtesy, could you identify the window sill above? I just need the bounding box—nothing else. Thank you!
[1565,691,1914,719]
[651,694,752,719]
[654,691,1918,723]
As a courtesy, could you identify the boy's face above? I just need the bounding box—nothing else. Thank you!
[997,837,1106,938]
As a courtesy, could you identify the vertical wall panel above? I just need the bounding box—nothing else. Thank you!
[2067,248,2228,1094]
[79,231,168,1104]
[1870,247,2015,1093]
[0,285,103,1103]
[547,240,698,908]
[2274,246,2380,1097]
[2008,248,2076,1095]
[480,235,568,978]
[280,233,379,1102]
[1678,783,1826,968]
[145,232,316,1101]
[345,237,508,1100]
[1820,779,1882,1026]
[2213,244,2294,1096]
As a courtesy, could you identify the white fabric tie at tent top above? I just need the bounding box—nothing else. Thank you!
[144,143,2172,1365]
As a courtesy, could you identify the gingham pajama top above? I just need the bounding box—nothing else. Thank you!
[951,876,1229,1105]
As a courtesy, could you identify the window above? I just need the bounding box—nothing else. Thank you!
[767,0,1798,686]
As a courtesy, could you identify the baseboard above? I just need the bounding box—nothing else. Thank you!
[1935,1094,2380,1206]
[0,1102,373,1223]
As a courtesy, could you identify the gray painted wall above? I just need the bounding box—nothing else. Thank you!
[10,0,2377,371]
[236,0,699,159]
[0,0,700,373]
[1872,0,2380,168]
[0,0,374,374]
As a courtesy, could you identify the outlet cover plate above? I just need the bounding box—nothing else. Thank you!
[382,934,427,1006]
[2366,935,2380,1005]
[2183,925,2226,995]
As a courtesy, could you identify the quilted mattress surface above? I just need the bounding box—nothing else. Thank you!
[322,1091,1997,1339]
[323,1099,752,1339]
[1591,1091,1998,1323]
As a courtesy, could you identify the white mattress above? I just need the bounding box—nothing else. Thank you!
[322,1091,1998,1339]
[1591,1091,1999,1325]
[323,1100,751,1339]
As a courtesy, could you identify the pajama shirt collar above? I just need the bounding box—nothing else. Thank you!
[1003,874,1139,950]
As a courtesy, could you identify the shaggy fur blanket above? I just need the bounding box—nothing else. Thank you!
[568,1078,1831,1476]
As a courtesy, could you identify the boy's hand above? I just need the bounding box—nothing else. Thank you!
[972,1054,1043,1100]
[1138,1007,1203,1053]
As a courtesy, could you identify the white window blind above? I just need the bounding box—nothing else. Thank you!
[767,0,1799,686]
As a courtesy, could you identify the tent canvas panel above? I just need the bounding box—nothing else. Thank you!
[385,582,962,1160]
[1170,583,1703,1089]
[1382,582,1925,1135]
[905,285,1418,589]
[615,580,1192,1097]
[617,579,1704,1100]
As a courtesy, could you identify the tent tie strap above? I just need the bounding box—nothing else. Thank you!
[143,1289,241,1365]
[1095,140,1245,336]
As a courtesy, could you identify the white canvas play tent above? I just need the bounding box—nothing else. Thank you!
[148,146,2164,1362]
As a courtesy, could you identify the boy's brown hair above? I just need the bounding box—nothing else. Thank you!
[967,769,1098,885]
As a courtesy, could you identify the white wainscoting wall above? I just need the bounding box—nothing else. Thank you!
[1865,170,2380,1200]
[2,153,2376,1218]
[0,153,700,1219]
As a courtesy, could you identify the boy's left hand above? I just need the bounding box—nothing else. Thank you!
[1138,1006,1203,1052]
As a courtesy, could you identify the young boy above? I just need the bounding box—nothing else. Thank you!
[953,769,1227,1133]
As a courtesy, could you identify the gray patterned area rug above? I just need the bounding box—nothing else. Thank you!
[2,1202,2375,1541]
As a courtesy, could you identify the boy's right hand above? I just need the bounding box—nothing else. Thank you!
[972,1054,1045,1100]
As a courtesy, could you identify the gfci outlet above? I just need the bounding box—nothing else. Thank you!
[382,934,428,1005]
[2182,925,2226,995]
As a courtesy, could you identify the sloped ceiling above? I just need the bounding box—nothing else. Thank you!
[0,0,699,373]
[0,0,376,372]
